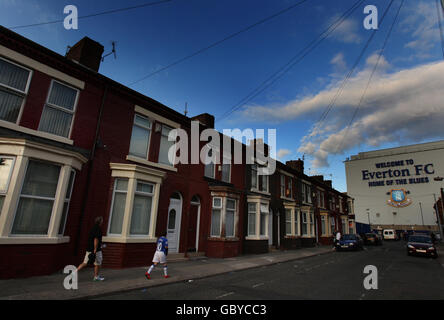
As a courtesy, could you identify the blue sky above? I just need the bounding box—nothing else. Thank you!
[1,0,443,192]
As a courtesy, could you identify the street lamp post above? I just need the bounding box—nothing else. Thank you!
[419,202,425,227]
[433,193,444,242]
[434,177,444,241]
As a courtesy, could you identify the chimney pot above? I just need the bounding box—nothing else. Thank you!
[66,37,104,72]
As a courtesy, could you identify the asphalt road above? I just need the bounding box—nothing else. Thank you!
[95,241,444,300]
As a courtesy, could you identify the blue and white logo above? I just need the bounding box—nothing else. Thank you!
[387,189,412,208]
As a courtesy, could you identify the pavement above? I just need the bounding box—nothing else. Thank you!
[0,245,334,300]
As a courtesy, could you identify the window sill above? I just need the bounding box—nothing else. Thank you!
[0,120,74,145]
[126,155,177,172]
[0,236,70,244]
[245,236,269,241]
[103,236,157,244]
[208,237,239,242]
[281,196,295,202]
[250,189,271,196]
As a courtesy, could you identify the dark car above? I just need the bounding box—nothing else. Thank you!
[335,234,364,251]
[407,235,438,258]
[364,233,382,246]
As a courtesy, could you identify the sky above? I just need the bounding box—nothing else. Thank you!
[1,0,443,192]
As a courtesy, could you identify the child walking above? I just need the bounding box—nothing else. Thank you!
[145,232,169,279]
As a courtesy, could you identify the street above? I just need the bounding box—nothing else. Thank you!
[95,241,444,300]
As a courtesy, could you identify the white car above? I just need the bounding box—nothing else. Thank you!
[383,229,398,240]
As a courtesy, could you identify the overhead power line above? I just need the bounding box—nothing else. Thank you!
[335,0,405,155]
[128,0,312,86]
[436,0,444,59]
[8,0,172,30]
[217,0,365,122]
[305,0,395,142]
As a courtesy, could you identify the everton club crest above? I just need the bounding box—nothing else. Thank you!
[387,189,412,208]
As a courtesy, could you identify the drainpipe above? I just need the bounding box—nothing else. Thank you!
[74,84,109,255]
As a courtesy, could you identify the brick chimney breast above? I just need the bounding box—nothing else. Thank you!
[66,37,104,72]
[191,113,215,129]
[286,159,304,173]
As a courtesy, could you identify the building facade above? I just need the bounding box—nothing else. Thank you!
[0,27,353,279]
[345,140,444,232]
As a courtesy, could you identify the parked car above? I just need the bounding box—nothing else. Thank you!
[383,229,398,240]
[364,233,382,246]
[407,234,438,258]
[335,234,364,251]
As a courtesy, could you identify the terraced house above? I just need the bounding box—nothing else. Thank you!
[0,26,354,279]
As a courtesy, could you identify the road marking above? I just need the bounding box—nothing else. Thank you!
[252,283,264,288]
[216,292,235,299]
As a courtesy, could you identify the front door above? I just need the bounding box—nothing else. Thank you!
[167,198,182,253]
[187,204,199,252]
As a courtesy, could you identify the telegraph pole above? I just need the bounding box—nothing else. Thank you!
[419,202,425,226]
[433,193,444,241]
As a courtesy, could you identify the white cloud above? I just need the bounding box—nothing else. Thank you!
[277,148,291,159]
[400,0,441,60]
[327,17,362,44]
[240,58,444,169]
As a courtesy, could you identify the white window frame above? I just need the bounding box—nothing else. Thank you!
[246,198,269,240]
[247,202,257,237]
[0,57,33,125]
[107,178,129,236]
[0,156,16,195]
[310,212,315,237]
[320,215,327,236]
[225,198,236,238]
[129,114,152,160]
[210,197,223,237]
[251,164,258,190]
[38,79,80,139]
[301,211,308,236]
[285,208,292,236]
[129,180,155,236]
[58,169,76,235]
[103,163,165,244]
[280,175,285,198]
[158,123,176,166]
[10,159,62,237]
[0,139,86,244]
[221,154,231,183]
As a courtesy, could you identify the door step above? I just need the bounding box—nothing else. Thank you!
[187,252,207,260]
[167,253,188,262]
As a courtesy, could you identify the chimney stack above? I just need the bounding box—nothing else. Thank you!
[191,113,215,129]
[66,37,104,72]
[286,159,304,173]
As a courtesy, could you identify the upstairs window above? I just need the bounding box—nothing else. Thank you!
[221,155,231,183]
[204,149,216,178]
[286,177,293,198]
[129,114,152,159]
[39,80,79,138]
[280,175,285,198]
[158,124,176,166]
[0,58,32,123]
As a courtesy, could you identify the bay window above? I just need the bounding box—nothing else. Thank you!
[108,178,128,235]
[330,217,336,234]
[310,213,315,236]
[285,209,292,235]
[321,215,327,235]
[301,212,308,236]
[260,203,268,236]
[341,218,347,234]
[248,202,256,236]
[11,160,60,235]
[246,199,269,240]
[0,57,32,123]
[225,198,236,237]
[104,163,164,243]
[130,181,154,235]
[284,207,299,237]
[39,80,79,138]
[0,157,15,214]
[210,197,237,238]
[58,169,76,235]
[211,197,222,237]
